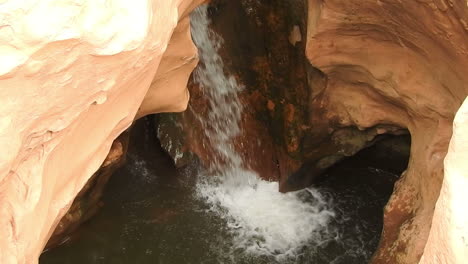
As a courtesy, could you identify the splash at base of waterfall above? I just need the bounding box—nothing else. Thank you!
[196,168,337,261]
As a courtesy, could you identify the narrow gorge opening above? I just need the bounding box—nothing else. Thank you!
[40,117,410,264]
[2,0,467,262]
[39,4,413,264]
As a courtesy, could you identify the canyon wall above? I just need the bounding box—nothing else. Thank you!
[306,1,467,263]
[0,0,202,263]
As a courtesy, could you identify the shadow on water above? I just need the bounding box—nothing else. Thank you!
[40,117,409,264]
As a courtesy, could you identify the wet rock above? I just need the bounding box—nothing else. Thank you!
[158,0,310,183]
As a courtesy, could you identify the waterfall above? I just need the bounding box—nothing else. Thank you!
[190,5,336,260]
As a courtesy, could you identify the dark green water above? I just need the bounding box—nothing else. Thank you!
[40,119,408,264]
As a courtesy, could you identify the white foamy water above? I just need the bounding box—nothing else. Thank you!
[190,5,336,259]
[197,168,336,259]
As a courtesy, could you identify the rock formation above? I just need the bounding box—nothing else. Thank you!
[0,0,203,263]
[306,1,467,263]
[158,0,467,263]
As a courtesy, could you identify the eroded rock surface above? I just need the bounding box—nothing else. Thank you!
[0,1,203,263]
[306,1,467,263]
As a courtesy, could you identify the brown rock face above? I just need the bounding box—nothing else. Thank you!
[159,0,312,182]
[158,0,467,263]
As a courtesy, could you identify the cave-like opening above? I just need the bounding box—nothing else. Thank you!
[40,116,410,264]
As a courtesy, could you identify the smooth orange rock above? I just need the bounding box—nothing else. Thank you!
[305,0,468,263]
[0,1,202,263]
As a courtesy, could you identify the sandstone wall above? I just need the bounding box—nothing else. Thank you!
[306,0,468,263]
[0,1,202,263]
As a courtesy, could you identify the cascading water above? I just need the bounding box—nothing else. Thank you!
[190,6,337,261]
